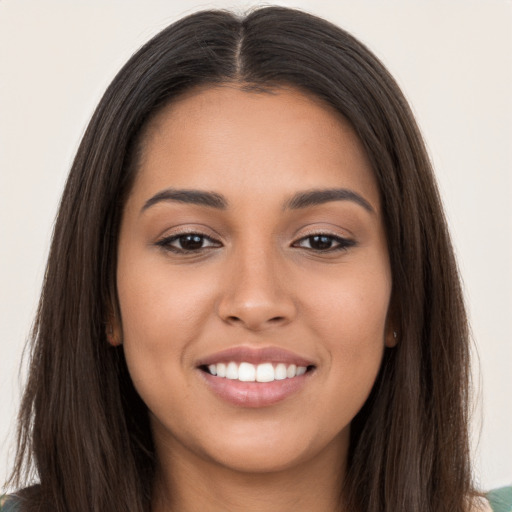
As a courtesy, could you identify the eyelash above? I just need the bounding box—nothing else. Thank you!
[292,234,356,252]
[155,233,221,254]
[155,232,356,254]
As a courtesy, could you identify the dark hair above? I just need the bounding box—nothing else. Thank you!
[7,6,474,512]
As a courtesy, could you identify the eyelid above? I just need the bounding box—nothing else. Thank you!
[154,223,223,242]
[291,220,355,238]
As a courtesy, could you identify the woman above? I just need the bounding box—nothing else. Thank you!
[1,6,510,512]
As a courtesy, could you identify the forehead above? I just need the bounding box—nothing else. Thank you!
[130,85,380,211]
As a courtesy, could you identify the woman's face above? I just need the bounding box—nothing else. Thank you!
[115,86,394,474]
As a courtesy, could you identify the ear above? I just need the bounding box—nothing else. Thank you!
[385,326,398,348]
[384,295,399,348]
[105,309,122,347]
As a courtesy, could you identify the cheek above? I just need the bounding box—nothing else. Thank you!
[300,263,391,341]
[118,252,218,336]
[116,257,219,391]
[299,258,391,396]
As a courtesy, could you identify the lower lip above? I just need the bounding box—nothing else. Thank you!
[199,370,312,408]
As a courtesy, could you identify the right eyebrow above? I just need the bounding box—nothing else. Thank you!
[141,188,228,214]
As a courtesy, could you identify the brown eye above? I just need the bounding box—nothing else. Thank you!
[177,234,205,250]
[294,234,356,252]
[308,235,335,250]
[156,233,221,253]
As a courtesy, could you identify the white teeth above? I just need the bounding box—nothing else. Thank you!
[275,363,287,380]
[238,362,256,382]
[205,361,310,382]
[286,364,297,378]
[216,363,226,378]
[226,362,238,379]
[256,363,274,383]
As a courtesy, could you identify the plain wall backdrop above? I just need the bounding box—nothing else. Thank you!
[1,0,511,492]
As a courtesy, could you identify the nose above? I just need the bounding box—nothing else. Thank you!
[216,245,297,332]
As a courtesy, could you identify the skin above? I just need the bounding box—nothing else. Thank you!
[113,85,395,512]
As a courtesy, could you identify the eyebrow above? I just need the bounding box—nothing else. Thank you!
[141,189,227,212]
[141,187,374,214]
[284,188,375,213]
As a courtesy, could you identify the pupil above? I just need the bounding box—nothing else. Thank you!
[180,234,203,250]
[311,235,332,250]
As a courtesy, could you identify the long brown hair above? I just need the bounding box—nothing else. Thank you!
[7,7,473,512]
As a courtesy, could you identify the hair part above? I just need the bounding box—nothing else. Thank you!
[8,7,473,512]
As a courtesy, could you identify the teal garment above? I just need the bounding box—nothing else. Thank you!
[2,487,512,510]
[488,486,512,512]
[0,496,19,512]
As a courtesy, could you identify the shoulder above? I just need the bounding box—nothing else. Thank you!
[1,485,42,511]
[486,487,512,512]
[464,489,512,512]
[0,494,20,511]
[3,488,512,512]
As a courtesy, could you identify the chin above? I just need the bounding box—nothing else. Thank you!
[197,422,348,475]
[207,442,312,474]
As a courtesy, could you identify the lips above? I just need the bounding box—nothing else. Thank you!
[196,346,316,368]
[196,346,316,407]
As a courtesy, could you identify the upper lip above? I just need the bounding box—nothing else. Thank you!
[196,346,316,368]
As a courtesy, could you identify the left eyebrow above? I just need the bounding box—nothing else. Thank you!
[283,188,375,213]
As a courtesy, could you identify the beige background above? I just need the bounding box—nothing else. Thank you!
[1,0,511,491]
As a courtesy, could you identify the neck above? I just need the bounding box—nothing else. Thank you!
[152,435,347,512]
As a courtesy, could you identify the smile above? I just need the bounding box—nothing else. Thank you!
[203,362,309,382]
[196,347,316,407]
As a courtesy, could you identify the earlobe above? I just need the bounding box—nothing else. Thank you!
[385,329,398,348]
[105,317,122,346]
[385,294,399,347]
[105,296,123,346]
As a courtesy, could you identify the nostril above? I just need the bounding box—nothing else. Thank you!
[225,315,284,324]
